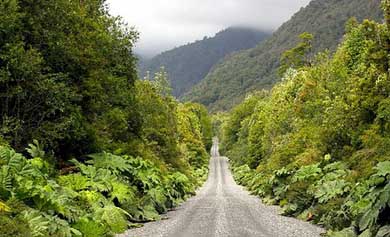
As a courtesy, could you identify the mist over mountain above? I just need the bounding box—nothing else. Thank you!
[108,0,311,58]
[139,27,270,97]
[184,0,383,112]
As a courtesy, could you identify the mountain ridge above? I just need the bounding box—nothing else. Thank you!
[139,27,270,97]
[184,0,383,112]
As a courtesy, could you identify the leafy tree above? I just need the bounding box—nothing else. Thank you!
[222,5,390,235]
[0,1,213,236]
[278,32,313,76]
[0,0,139,160]
[184,0,383,112]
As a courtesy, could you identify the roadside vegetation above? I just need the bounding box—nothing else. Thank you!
[185,0,383,112]
[0,0,211,236]
[220,2,390,236]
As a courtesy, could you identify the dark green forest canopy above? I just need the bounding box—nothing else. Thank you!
[0,1,213,236]
[139,27,270,98]
[0,0,140,158]
[184,0,383,112]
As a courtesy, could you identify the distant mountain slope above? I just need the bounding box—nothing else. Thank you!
[184,0,383,112]
[139,27,270,97]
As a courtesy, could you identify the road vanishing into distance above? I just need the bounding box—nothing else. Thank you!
[119,139,324,237]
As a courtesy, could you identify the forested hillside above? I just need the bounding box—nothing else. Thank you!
[184,0,383,112]
[0,1,212,236]
[220,7,390,236]
[139,27,270,97]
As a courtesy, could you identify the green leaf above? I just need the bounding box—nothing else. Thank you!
[376,225,390,237]
[21,210,49,237]
[95,205,129,233]
[359,209,379,231]
[0,200,10,212]
[110,182,135,204]
[72,217,107,237]
[293,164,322,182]
[26,140,45,158]
[375,161,390,178]
[359,229,372,237]
[328,227,357,237]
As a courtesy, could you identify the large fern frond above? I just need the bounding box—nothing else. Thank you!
[21,210,49,237]
[95,204,129,233]
[87,152,131,174]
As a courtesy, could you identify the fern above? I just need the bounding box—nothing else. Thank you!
[0,147,37,178]
[3,149,27,172]
[376,226,390,237]
[141,204,161,221]
[41,184,81,222]
[374,161,390,178]
[314,179,350,203]
[87,152,131,175]
[327,227,357,237]
[145,187,168,213]
[21,210,49,237]
[110,181,136,204]
[72,217,108,237]
[292,163,322,182]
[58,173,89,191]
[79,190,107,208]
[168,172,192,198]
[0,145,203,236]
[343,161,390,235]
[358,182,390,231]
[71,159,117,192]
[93,169,117,192]
[312,164,351,203]
[26,140,45,158]
[0,166,12,197]
[95,204,129,233]
[44,214,82,237]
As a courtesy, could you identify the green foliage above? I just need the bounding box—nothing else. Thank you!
[0,0,139,158]
[0,2,213,236]
[184,0,383,112]
[177,103,212,169]
[222,9,390,236]
[26,140,45,159]
[293,164,321,182]
[279,32,313,76]
[72,218,107,237]
[21,210,49,237]
[95,205,129,233]
[0,143,210,236]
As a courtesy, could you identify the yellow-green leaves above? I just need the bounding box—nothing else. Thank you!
[0,200,10,213]
[224,8,390,236]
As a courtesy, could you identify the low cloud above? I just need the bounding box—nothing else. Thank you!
[108,0,310,57]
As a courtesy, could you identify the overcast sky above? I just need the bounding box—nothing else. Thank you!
[107,0,311,58]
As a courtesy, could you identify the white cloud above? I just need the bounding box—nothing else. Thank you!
[107,0,311,57]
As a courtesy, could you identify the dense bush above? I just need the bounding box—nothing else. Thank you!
[0,77,212,236]
[221,5,390,236]
[184,0,383,112]
[0,72,212,236]
[0,0,212,236]
[0,0,141,158]
[0,145,205,236]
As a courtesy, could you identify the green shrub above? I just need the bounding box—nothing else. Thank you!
[224,10,390,235]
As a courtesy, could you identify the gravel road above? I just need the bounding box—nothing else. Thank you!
[119,139,324,237]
